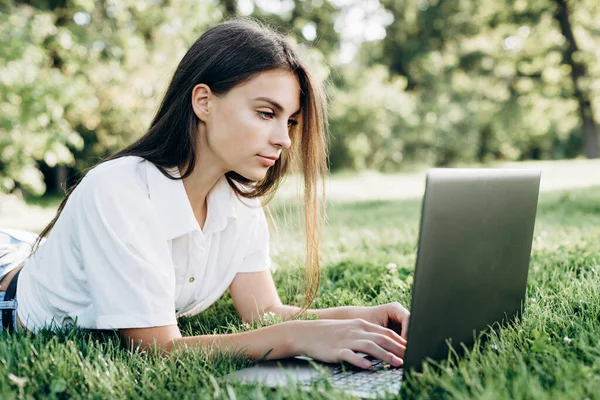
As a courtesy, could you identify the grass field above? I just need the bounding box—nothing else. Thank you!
[0,163,599,398]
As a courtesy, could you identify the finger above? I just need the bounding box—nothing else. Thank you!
[356,319,407,345]
[354,340,404,367]
[401,314,410,340]
[391,303,410,339]
[338,348,375,370]
[374,324,407,346]
[363,332,406,358]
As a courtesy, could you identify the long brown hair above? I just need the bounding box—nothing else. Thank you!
[30,18,328,315]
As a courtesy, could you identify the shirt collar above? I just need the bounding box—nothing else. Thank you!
[145,161,237,241]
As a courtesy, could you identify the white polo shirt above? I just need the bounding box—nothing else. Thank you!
[16,155,271,332]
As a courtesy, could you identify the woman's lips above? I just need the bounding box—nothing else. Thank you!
[257,155,276,166]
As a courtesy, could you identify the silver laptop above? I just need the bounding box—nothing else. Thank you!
[226,168,541,398]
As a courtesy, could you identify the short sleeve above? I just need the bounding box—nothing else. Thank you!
[237,206,272,273]
[72,172,177,330]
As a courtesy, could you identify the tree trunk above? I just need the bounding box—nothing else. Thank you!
[554,0,599,158]
[56,165,68,193]
[221,0,238,17]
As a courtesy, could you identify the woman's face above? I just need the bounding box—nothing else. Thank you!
[194,69,301,181]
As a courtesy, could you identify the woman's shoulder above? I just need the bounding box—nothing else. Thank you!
[72,156,151,208]
[85,156,146,182]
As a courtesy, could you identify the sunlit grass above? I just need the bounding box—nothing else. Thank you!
[0,184,598,398]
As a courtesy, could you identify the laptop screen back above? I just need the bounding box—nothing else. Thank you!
[403,169,541,372]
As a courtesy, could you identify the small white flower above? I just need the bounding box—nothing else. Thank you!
[564,336,573,344]
[490,343,499,351]
[531,298,536,303]
[386,263,398,273]
[8,373,28,388]
[262,311,276,321]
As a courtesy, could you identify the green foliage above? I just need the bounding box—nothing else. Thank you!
[1,0,599,195]
[245,0,342,57]
[329,65,418,170]
[0,8,84,194]
[0,1,219,195]
[369,0,599,166]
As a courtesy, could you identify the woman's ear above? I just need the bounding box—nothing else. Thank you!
[191,84,212,122]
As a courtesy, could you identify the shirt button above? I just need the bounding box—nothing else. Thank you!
[188,277,195,283]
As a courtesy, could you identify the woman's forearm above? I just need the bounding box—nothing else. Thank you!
[269,304,356,321]
[169,320,299,360]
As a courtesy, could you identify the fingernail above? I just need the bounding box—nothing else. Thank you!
[393,357,403,366]
[362,360,371,368]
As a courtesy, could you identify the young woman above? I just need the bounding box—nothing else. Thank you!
[0,18,410,370]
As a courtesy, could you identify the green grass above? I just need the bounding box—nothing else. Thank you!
[1,186,600,399]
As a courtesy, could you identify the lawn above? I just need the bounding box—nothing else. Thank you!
[0,174,599,398]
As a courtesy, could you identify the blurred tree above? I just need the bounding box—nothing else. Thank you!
[553,0,598,158]
[0,0,218,195]
[373,0,598,164]
[1,0,599,195]
[220,0,238,17]
[329,65,419,170]
[243,0,342,58]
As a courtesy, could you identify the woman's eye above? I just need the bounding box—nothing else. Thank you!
[258,111,298,127]
[258,111,275,120]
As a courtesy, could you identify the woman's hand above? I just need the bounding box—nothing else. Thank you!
[344,302,411,340]
[289,318,407,369]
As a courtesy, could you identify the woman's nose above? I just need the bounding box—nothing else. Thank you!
[272,124,292,150]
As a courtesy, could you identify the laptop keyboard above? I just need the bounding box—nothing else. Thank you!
[312,358,404,398]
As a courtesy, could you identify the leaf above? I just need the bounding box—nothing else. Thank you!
[50,379,67,393]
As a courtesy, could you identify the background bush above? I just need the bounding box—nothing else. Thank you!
[1,0,599,196]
